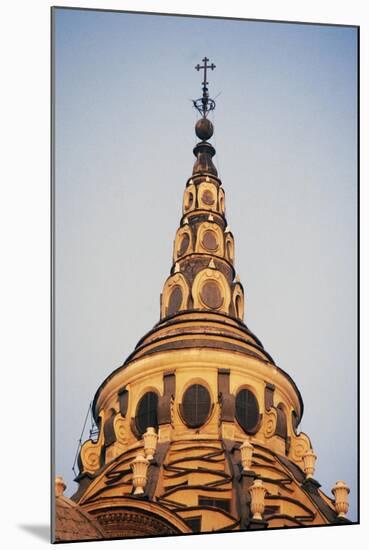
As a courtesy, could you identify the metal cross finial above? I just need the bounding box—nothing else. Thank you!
[193,57,216,118]
[195,56,216,92]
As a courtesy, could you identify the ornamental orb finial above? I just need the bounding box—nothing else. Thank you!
[195,117,214,141]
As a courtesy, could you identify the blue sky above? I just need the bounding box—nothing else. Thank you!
[54,8,358,520]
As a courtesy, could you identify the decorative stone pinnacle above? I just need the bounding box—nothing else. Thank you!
[143,427,158,461]
[225,226,231,233]
[55,475,66,497]
[249,479,267,520]
[235,275,241,283]
[302,449,317,479]
[174,263,180,273]
[240,438,254,471]
[332,480,350,518]
[131,453,149,495]
[183,217,189,225]
[208,214,214,221]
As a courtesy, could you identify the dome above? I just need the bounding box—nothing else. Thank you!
[61,58,352,541]
[54,494,106,542]
[73,437,340,533]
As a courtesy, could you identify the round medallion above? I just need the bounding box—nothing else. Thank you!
[178,233,190,256]
[201,230,218,251]
[181,384,211,427]
[167,286,183,316]
[200,280,223,309]
[202,189,215,206]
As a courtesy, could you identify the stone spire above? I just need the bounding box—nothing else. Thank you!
[160,62,243,322]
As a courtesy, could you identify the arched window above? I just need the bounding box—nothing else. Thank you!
[181,384,211,428]
[135,392,158,435]
[275,404,287,439]
[235,389,260,433]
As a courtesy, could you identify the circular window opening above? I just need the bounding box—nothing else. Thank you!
[135,392,158,435]
[235,389,259,433]
[181,384,211,428]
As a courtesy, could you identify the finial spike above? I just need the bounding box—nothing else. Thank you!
[208,259,216,269]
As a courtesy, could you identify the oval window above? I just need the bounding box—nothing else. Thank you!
[202,189,215,206]
[167,285,183,316]
[200,280,223,309]
[235,389,259,433]
[178,233,190,256]
[202,230,218,251]
[181,384,211,428]
[135,392,158,435]
[185,191,194,210]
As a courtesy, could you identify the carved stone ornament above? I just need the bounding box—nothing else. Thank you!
[264,408,277,438]
[105,413,128,462]
[288,430,311,466]
[79,410,105,475]
[240,438,254,471]
[113,413,127,445]
[143,427,158,460]
[332,480,350,518]
[97,510,179,536]
[55,475,66,497]
[131,453,149,495]
[249,479,267,520]
[302,449,317,479]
